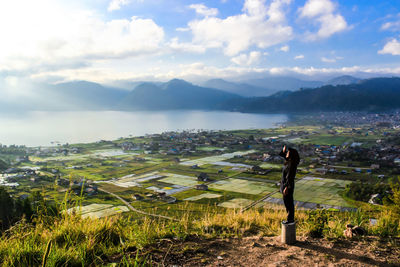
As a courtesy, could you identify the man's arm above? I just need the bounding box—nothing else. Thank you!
[284,161,296,190]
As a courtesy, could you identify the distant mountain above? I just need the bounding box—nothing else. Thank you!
[119,79,243,110]
[232,77,400,113]
[202,79,270,97]
[325,75,360,86]
[243,76,324,93]
[3,77,400,113]
[48,81,129,109]
[109,80,163,90]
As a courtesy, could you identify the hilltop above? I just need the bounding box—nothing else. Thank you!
[143,235,399,266]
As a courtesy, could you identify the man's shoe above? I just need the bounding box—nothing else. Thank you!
[282,220,295,224]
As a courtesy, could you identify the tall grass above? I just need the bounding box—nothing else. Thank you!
[0,201,399,266]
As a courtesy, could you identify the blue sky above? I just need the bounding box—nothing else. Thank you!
[1,0,400,87]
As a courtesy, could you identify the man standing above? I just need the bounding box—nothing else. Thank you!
[279,145,300,224]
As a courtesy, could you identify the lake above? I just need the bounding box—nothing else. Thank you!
[0,110,287,147]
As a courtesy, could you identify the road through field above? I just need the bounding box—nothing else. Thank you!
[98,188,177,221]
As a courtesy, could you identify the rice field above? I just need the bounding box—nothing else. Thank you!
[208,178,277,195]
[66,203,129,219]
[146,184,189,195]
[184,193,222,201]
[30,149,138,162]
[101,171,163,188]
[269,176,353,208]
[218,198,253,208]
[196,146,226,151]
[157,173,200,187]
[180,150,256,166]
[260,163,281,169]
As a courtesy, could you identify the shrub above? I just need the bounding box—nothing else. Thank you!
[305,209,329,238]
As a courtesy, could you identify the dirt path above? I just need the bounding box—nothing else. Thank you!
[137,235,399,267]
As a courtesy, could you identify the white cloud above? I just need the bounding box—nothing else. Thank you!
[299,0,348,40]
[299,0,334,18]
[176,27,190,32]
[30,61,400,85]
[381,21,400,31]
[186,0,293,56]
[294,54,304,60]
[0,0,164,74]
[189,4,218,17]
[379,39,400,56]
[381,14,400,31]
[168,38,206,53]
[280,45,289,52]
[321,57,336,63]
[321,55,342,63]
[231,51,262,66]
[108,0,131,12]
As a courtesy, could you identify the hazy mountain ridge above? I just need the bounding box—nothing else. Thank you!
[244,76,324,92]
[2,76,400,113]
[234,77,400,112]
[119,79,243,110]
[202,79,270,97]
[325,75,361,86]
[203,77,325,97]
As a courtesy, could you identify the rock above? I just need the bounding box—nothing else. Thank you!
[344,224,366,238]
[252,242,262,248]
[352,226,366,236]
[344,227,353,238]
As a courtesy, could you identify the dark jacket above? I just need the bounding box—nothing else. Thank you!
[279,148,299,193]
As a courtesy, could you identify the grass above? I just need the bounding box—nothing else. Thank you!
[0,200,399,266]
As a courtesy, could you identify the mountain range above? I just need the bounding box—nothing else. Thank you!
[202,76,325,97]
[119,79,241,110]
[2,75,400,113]
[232,77,400,112]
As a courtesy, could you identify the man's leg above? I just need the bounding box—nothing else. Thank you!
[286,190,294,222]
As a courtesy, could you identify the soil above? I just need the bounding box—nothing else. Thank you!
[136,235,400,267]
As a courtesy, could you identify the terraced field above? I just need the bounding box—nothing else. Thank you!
[267,176,353,209]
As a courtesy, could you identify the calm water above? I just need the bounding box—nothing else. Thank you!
[0,110,287,147]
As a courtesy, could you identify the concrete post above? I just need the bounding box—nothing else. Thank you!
[281,221,296,245]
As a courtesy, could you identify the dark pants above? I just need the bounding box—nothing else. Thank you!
[283,189,294,222]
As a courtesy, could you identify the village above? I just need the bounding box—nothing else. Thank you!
[1,112,400,218]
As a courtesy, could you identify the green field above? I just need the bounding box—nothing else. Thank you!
[66,203,129,219]
[184,193,222,201]
[270,176,353,208]
[180,150,256,166]
[197,146,226,151]
[209,178,277,195]
[158,173,200,187]
[218,198,253,208]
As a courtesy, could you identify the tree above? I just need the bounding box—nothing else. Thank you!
[0,187,14,229]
